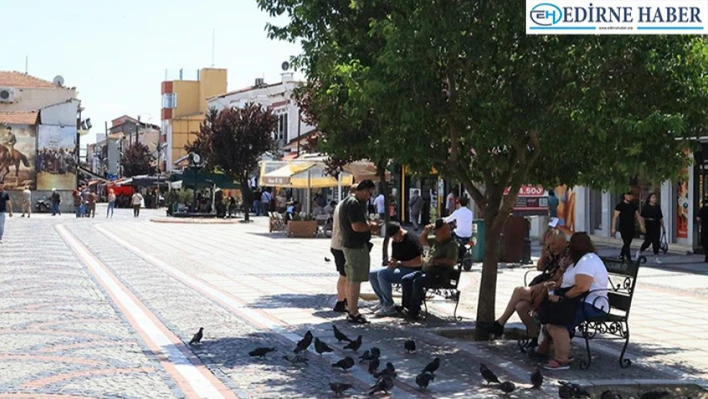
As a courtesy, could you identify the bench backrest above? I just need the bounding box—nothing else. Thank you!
[599,256,641,319]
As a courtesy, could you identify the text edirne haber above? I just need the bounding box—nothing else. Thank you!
[560,5,702,24]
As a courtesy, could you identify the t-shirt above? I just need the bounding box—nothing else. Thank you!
[51,192,61,204]
[615,201,638,232]
[444,206,474,238]
[261,191,272,204]
[561,252,609,311]
[330,201,345,250]
[423,237,459,270]
[339,195,371,248]
[0,191,9,213]
[22,189,31,203]
[548,195,559,217]
[132,193,143,206]
[374,194,385,214]
[640,204,663,225]
[446,193,456,211]
[392,232,423,263]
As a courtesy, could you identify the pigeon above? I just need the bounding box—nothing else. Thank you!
[294,331,313,354]
[559,381,591,399]
[359,350,373,363]
[325,257,332,262]
[480,363,501,385]
[332,325,352,343]
[601,390,622,399]
[344,335,362,352]
[499,381,515,394]
[315,337,334,355]
[330,382,352,397]
[282,354,309,366]
[332,356,355,371]
[404,340,416,353]
[189,327,203,345]
[368,375,395,395]
[531,367,543,389]
[423,358,441,375]
[374,362,397,379]
[368,357,380,374]
[249,347,277,358]
[640,392,670,399]
[370,347,381,358]
[415,372,435,390]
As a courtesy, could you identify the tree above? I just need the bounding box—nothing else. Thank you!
[121,142,155,177]
[185,104,278,222]
[260,0,708,338]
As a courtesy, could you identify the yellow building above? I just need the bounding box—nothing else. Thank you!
[161,68,227,170]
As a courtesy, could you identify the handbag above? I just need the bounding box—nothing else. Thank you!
[660,231,669,254]
[537,286,581,326]
[529,272,551,287]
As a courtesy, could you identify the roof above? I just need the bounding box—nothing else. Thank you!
[0,111,39,125]
[208,82,283,100]
[0,71,57,88]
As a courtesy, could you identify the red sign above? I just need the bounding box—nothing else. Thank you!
[503,185,549,216]
[503,185,547,197]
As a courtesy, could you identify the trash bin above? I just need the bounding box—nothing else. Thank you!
[500,216,526,263]
[471,219,485,262]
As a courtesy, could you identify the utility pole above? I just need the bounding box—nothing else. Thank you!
[296,108,302,156]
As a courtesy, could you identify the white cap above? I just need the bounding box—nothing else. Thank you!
[548,217,559,228]
[52,187,56,191]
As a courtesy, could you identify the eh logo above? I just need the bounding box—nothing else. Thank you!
[530,3,563,26]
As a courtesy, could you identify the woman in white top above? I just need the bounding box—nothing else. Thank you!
[541,232,609,370]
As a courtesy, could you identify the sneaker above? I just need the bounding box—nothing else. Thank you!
[655,257,662,264]
[333,301,347,313]
[374,305,398,318]
[370,303,384,312]
[635,250,642,259]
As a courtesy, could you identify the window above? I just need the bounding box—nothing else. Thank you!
[277,112,289,142]
[162,93,177,109]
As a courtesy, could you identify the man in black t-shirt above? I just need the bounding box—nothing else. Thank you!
[0,180,14,243]
[369,222,424,317]
[611,192,645,261]
[340,180,376,324]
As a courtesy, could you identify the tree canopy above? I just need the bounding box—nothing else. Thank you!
[121,142,155,177]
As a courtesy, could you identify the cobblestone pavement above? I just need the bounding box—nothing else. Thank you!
[2,207,707,398]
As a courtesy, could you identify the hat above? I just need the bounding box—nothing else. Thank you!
[434,218,447,230]
[52,187,56,191]
[548,217,559,228]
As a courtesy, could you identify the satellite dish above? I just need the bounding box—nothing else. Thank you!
[53,75,65,87]
[192,153,201,164]
[281,61,290,71]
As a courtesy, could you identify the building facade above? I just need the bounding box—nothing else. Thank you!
[161,68,227,171]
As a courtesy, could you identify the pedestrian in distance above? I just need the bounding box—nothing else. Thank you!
[696,198,708,263]
[50,188,61,216]
[0,181,13,243]
[132,191,143,217]
[21,186,31,218]
[611,191,645,261]
[637,193,665,264]
[107,189,116,218]
[409,189,423,231]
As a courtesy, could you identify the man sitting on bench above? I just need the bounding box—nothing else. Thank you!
[398,219,459,320]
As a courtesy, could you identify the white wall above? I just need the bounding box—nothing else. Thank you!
[0,87,76,111]
[40,99,79,126]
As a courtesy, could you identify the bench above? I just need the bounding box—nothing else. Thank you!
[577,256,643,369]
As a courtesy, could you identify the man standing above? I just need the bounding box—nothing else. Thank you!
[373,192,385,220]
[50,188,61,216]
[132,191,144,217]
[330,185,358,313]
[697,198,708,263]
[0,181,13,243]
[369,222,423,317]
[611,192,645,261]
[21,186,31,218]
[87,191,97,218]
[445,190,457,217]
[261,188,272,216]
[80,186,90,217]
[409,190,423,231]
[444,196,474,241]
[340,180,376,324]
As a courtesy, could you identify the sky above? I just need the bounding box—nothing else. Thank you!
[0,0,302,145]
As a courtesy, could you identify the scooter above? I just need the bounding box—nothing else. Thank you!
[35,196,51,213]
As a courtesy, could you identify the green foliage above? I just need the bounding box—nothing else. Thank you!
[121,143,155,177]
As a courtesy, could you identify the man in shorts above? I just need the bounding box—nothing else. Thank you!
[340,180,376,324]
[330,184,358,312]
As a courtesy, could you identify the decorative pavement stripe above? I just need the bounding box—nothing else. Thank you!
[22,367,154,388]
[96,224,433,399]
[56,224,237,399]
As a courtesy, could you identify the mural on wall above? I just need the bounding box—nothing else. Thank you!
[36,125,77,191]
[0,124,36,190]
[553,185,576,235]
[677,181,689,239]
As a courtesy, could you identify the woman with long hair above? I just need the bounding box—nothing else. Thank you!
[637,193,665,264]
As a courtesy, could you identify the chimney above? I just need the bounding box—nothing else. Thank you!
[281,72,294,84]
[255,78,265,87]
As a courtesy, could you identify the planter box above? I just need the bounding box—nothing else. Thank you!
[287,220,317,238]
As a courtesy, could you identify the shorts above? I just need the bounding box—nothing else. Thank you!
[342,245,370,282]
[331,248,346,277]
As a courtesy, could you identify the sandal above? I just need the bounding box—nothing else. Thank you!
[347,313,370,324]
[544,359,571,370]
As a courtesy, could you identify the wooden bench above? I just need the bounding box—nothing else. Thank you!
[577,255,643,369]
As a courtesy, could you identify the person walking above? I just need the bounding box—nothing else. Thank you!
[331,184,358,313]
[107,189,116,218]
[697,198,708,263]
[132,191,143,217]
[409,190,423,231]
[21,186,31,218]
[87,191,97,218]
[637,193,665,264]
[0,181,13,243]
[73,189,82,218]
[80,186,90,217]
[373,192,385,220]
[50,188,61,216]
[611,192,645,261]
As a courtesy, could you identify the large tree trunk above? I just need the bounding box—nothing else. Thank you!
[377,162,391,265]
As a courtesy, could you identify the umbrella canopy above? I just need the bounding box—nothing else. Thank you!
[171,169,241,189]
[259,162,314,187]
[290,164,353,188]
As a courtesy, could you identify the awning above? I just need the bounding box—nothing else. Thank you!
[259,162,314,187]
[290,164,353,188]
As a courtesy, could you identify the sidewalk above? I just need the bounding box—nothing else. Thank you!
[590,233,694,255]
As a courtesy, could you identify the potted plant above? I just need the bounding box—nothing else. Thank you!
[287,213,317,237]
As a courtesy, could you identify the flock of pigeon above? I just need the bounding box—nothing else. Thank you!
[188,326,676,398]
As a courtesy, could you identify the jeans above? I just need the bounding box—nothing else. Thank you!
[80,203,86,217]
[52,203,60,215]
[107,201,115,217]
[369,266,420,307]
[410,212,420,230]
[75,205,81,218]
[253,200,261,216]
[401,270,442,316]
[0,212,5,240]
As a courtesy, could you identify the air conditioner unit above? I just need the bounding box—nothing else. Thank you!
[0,87,16,103]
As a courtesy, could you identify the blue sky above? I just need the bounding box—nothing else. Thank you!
[0,0,301,144]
